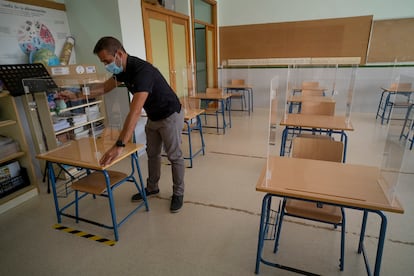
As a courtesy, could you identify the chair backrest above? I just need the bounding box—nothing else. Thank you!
[389,82,412,91]
[231,79,245,86]
[301,81,319,89]
[292,137,343,162]
[300,101,335,116]
[206,87,222,95]
[180,96,199,110]
[301,89,325,97]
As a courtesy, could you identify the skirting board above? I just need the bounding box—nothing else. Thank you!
[0,188,38,215]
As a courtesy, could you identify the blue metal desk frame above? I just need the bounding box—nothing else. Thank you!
[376,88,413,125]
[399,103,414,150]
[224,86,253,115]
[199,96,232,134]
[255,193,388,276]
[182,110,205,168]
[44,148,148,241]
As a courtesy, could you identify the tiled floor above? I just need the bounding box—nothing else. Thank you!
[0,108,413,276]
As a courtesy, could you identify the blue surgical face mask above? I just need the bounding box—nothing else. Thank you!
[105,54,123,74]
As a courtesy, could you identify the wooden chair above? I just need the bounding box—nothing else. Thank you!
[376,82,412,124]
[290,81,322,112]
[200,88,223,131]
[301,88,325,97]
[301,81,319,89]
[274,136,346,271]
[227,79,247,111]
[300,100,335,116]
[179,97,205,168]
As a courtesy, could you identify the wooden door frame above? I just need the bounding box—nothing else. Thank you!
[141,2,191,92]
[191,0,218,89]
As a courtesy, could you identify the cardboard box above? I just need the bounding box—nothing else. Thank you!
[46,64,110,85]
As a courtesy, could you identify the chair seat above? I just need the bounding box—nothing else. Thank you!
[71,170,128,195]
[204,107,220,114]
[285,199,342,224]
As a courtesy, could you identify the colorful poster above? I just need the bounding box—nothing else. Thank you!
[0,0,75,65]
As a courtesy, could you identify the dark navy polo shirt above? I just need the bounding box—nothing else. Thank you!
[114,55,181,121]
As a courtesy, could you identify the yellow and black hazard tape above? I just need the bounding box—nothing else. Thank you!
[53,224,116,246]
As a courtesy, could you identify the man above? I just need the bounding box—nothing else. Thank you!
[93,36,185,212]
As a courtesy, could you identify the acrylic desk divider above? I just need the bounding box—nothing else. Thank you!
[379,73,414,206]
[266,61,359,186]
[21,73,112,156]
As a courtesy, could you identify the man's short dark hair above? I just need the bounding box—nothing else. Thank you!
[93,36,126,55]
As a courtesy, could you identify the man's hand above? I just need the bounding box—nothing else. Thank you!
[58,90,78,101]
[99,145,123,166]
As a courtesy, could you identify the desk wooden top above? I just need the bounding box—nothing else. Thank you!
[223,84,253,89]
[37,137,144,170]
[292,86,327,91]
[287,95,335,103]
[184,108,205,120]
[381,87,414,93]
[256,156,404,213]
[190,93,232,100]
[280,114,354,131]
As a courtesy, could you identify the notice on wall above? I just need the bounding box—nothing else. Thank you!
[0,0,74,65]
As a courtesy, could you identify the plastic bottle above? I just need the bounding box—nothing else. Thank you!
[59,36,75,65]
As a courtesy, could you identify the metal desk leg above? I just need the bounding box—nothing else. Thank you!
[47,161,61,223]
[250,88,254,112]
[220,99,225,134]
[358,210,388,276]
[340,131,348,163]
[255,193,272,274]
[102,170,119,241]
[132,152,149,211]
[185,120,194,168]
[227,97,232,128]
[376,90,386,121]
[280,127,289,156]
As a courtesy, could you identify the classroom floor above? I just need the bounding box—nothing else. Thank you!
[0,107,413,276]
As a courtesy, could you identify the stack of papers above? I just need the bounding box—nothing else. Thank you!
[72,114,88,126]
[52,118,70,132]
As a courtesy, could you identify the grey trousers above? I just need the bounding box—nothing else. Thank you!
[145,110,185,196]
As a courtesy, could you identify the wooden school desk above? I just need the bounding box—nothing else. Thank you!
[287,95,335,113]
[223,83,254,115]
[279,114,354,161]
[376,86,414,125]
[190,93,232,134]
[37,136,148,241]
[255,156,404,276]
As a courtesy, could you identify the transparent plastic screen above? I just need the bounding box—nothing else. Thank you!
[380,73,414,205]
[22,74,116,162]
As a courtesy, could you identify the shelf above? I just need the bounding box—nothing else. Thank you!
[0,92,38,212]
[0,120,16,128]
[0,152,25,164]
[50,100,103,115]
[0,91,10,98]
[54,116,105,135]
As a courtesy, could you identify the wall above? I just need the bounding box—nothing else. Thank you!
[216,0,414,114]
[220,66,414,114]
[64,0,122,71]
[217,0,414,26]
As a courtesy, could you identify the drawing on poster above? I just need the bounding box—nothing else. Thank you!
[18,19,59,66]
[0,0,73,65]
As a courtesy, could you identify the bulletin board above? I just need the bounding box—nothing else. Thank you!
[367,18,414,63]
[219,15,373,65]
